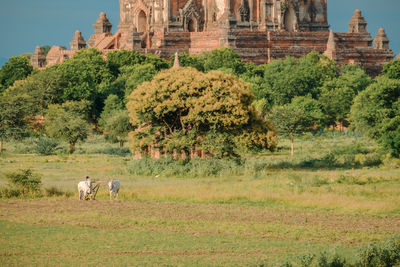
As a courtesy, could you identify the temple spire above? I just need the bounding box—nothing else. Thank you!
[173,52,180,68]
[348,9,367,33]
[70,30,87,50]
[374,28,390,50]
[324,30,337,60]
[31,46,46,69]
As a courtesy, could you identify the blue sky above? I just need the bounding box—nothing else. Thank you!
[0,0,399,65]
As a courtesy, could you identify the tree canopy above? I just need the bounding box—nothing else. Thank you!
[258,52,338,107]
[127,67,276,158]
[203,47,245,75]
[351,76,400,157]
[0,90,36,152]
[382,59,400,80]
[268,96,324,156]
[44,101,91,153]
[0,56,33,94]
[98,94,133,147]
[56,48,115,117]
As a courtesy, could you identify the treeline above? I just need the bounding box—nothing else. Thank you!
[0,48,399,157]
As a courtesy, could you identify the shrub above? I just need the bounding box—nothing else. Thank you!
[35,136,58,155]
[357,235,400,267]
[296,250,346,267]
[98,147,131,156]
[45,186,72,197]
[5,169,42,196]
[0,187,22,198]
[354,153,382,167]
[127,157,242,178]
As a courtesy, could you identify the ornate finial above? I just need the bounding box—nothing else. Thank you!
[354,9,361,17]
[173,52,180,68]
[377,28,386,36]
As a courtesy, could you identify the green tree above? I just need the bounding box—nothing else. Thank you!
[44,101,91,153]
[9,66,65,113]
[169,53,205,71]
[203,47,245,75]
[351,76,400,157]
[0,90,35,152]
[259,52,338,106]
[318,64,372,128]
[127,67,276,158]
[56,48,114,117]
[382,59,400,79]
[143,53,169,71]
[0,55,33,94]
[268,96,323,156]
[98,94,126,137]
[106,50,145,77]
[101,110,133,147]
[380,115,400,157]
[319,85,355,128]
[124,64,158,96]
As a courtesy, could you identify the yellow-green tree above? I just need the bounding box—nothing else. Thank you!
[127,67,276,159]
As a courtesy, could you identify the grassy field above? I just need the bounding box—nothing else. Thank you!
[0,134,399,266]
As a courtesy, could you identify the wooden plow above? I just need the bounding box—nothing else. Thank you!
[89,181,108,200]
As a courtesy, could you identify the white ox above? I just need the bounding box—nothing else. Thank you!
[108,180,120,200]
[78,179,93,200]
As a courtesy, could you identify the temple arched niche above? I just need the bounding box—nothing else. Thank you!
[283,4,297,32]
[137,10,147,33]
[188,17,198,32]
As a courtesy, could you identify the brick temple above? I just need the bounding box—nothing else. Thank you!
[31,0,395,75]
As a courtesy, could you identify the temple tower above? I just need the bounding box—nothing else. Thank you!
[94,12,113,34]
[374,28,390,50]
[70,30,87,50]
[31,46,46,69]
[88,12,114,48]
[348,9,367,33]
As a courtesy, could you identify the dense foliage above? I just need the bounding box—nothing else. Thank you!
[0,88,36,151]
[268,96,324,155]
[99,94,132,147]
[127,67,277,158]
[0,55,33,94]
[44,101,91,153]
[4,169,42,197]
[0,47,399,159]
[351,76,400,157]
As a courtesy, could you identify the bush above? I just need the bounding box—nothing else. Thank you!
[5,169,42,197]
[35,136,58,155]
[127,157,242,178]
[354,153,382,167]
[97,147,131,156]
[286,236,400,267]
[357,236,400,267]
[0,187,23,198]
[45,186,72,197]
